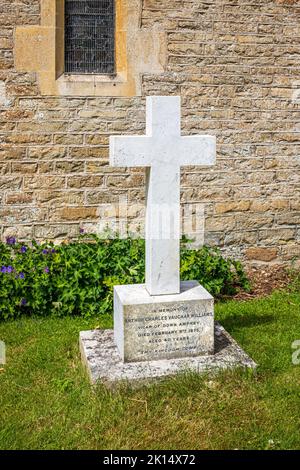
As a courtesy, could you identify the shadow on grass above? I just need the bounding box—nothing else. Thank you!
[220,313,275,331]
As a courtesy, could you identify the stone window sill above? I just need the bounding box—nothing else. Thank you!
[57,73,127,85]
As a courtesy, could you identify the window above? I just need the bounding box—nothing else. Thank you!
[65,0,115,74]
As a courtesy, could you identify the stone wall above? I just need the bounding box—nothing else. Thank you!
[0,0,300,264]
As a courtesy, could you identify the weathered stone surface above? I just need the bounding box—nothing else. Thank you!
[246,247,278,262]
[50,207,98,222]
[34,223,79,239]
[79,323,257,387]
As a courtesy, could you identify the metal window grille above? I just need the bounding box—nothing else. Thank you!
[65,0,115,74]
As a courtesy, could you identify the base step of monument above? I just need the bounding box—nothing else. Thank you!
[79,323,256,388]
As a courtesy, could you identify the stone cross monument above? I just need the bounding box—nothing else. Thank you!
[110,96,216,296]
[110,96,216,363]
[79,96,256,385]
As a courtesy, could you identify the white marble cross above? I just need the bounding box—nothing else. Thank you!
[110,96,216,296]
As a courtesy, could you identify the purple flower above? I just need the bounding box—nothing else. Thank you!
[20,246,27,253]
[2,266,14,273]
[80,228,84,234]
[42,249,48,255]
[44,267,50,274]
[20,298,27,306]
[51,249,56,254]
[19,273,25,279]
[6,237,16,245]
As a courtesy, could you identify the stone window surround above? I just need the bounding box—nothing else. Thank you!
[15,0,166,97]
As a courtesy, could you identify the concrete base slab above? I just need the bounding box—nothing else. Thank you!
[80,323,256,387]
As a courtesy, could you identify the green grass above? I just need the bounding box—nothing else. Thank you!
[1,290,300,450]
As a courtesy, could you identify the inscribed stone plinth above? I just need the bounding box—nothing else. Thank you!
[114,281,214,363]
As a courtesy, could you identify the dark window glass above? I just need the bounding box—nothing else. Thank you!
[65,0,115,74]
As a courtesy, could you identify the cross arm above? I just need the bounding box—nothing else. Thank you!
[109,136,153,167]
[179,135,216,167]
